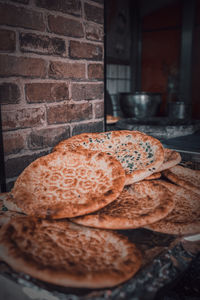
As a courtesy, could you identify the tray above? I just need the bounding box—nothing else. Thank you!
[0,161,199,300]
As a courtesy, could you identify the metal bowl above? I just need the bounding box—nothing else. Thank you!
[119,92,162,118]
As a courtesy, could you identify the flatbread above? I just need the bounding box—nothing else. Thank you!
[144,172,161,180]
[0,216,142,288]
[145,180,200,235]
[71,180,174,230]
[163,165,200,195]
[0,193,26,226]
[106,115,120,124]
[53,130,164,185]
[7,149,125,218]
[157,148,181,172]
[144,149,181,180]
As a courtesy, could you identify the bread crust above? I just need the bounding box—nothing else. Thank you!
[163,165,200,195]
[8,149,125,218]
[0,194,23,226]
[144,172,161,180]
[0,217,142,288]
[71,180,175,230]
[157,148,181,172]
[53,130,164,185]
[145,180,200,235]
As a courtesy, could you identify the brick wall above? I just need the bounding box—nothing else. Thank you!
[0,0,104,190]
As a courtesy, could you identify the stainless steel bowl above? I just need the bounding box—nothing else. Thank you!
[119,92,162,118]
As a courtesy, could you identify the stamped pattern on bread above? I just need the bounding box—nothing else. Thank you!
[163,165,200,195]
[145,180,200,235]
[71,180,175,229]
[8,149,125,218]
[0,217,142,288]
[53,130,164,185]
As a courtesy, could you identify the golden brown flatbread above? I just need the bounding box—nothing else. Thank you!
[53,130,164,185]
[144,172,161,180]
[71,180,174,230]
[6,149,125,219]
[106,115,120,124]
[0,216,142,288]
[157,148,181,172]
[145,180,200,235]
[163,165,200,195]
[144,149,181,180]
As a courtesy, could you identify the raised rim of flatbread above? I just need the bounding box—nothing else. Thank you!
[145,180,200,236]
[53,130,164,185]
[106,115,120,124]
[7,148,125,219]
[157,148,181,172]
[71,180,175,230]
[0,194,25,227]
[163,165,200,195]
[144,172,161,180]
[0,217,142,289]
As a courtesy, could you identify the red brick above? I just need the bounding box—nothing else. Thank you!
[84,3,103,24]
[20,33,66,56]
[93,100,104,118]
[85,23,103,41]
[0,3,45,31]
[47,103,92,124]
[0,55,46,78]
[25,82,69,103]
[0,83,20,104]
[71,83,104,100]
[88,63,104,79]
[3,131,25,155]
[28,126,70,149]
[70,41,103,60]
[5,151,48,178]
[2,107,45,130]
[49,61,85,79]
[72,121,104,136]
[36,0,81,17]
[0,29,16,52]
[48,15,83,38]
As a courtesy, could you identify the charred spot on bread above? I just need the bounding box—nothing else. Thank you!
[104,189,113,196]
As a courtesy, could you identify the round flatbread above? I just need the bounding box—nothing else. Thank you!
[157,148,181,172]
[71,180,174,230]
[53,130,164,185]
[7,149,125,219]
[145,180,200,235]
[0,216,142,289]
[163,165,200,195]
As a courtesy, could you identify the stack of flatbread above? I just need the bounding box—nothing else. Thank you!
[0,129,199,291]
